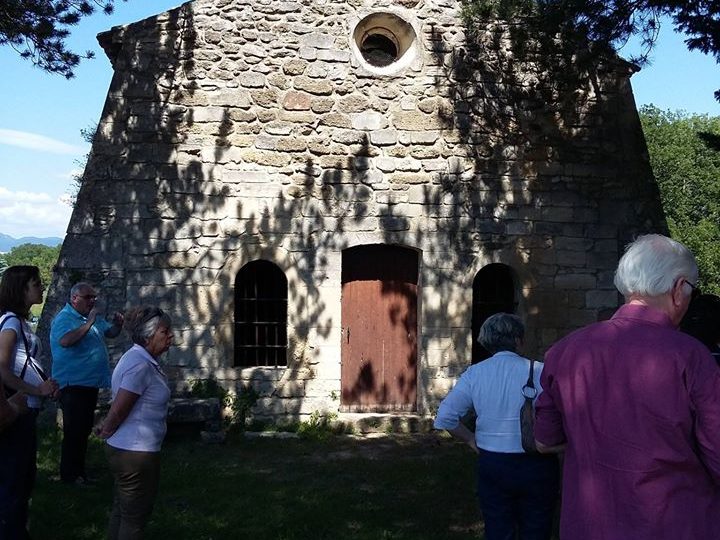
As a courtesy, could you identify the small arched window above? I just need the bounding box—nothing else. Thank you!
[234,260,288,368]
[471,264,517,364]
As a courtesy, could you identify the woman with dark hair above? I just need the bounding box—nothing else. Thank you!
[0,265,59,538]
[434,313,559,540]
[96,306,173,540]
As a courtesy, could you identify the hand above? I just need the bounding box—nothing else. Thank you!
[467,438,479,454]
[38,378,59,397]
[94,419,113,439]
[87,307,98,325]
[111,311,124,327]
[8,392,28,415]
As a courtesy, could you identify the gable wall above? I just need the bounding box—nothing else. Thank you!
[38,0,666,419]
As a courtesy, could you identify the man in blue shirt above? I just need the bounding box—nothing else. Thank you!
[50,282,124,485]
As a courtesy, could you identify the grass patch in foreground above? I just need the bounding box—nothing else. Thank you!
[30,423,483,539]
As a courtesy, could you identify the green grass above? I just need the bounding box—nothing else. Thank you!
[30,422,483,540]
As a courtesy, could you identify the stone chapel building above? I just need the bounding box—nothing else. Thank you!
[39,0,666,421]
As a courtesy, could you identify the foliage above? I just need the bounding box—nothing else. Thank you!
[296,411,340,441]
[463,0,720,100]
[67,124,97,207]
[188,376,228,401]
[188,377,259,431]
[226,384,260,430]
[640,105,720,294]
[2,243,61,288]
[0,0,124,78]
[33,424,482,539]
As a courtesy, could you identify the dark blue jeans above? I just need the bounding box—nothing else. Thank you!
[476,449,559,540]
[59,386,99,482]
[0,410,38,539]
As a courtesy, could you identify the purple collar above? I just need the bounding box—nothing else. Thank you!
[611,303,675,328]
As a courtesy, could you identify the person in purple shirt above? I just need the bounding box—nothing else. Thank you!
[534,234,720,540]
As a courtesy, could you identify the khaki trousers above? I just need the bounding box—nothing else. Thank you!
[105,444,161,540]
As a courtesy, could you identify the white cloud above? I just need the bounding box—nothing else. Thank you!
[0,187,72,238]
[0,128,85,156]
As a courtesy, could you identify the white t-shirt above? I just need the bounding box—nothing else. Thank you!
[107,344,171,452]
[0,312,44,409]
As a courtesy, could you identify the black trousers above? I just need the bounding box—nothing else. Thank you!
[59,386,99,482]
[476,449,559,540]
[0,410,38,539]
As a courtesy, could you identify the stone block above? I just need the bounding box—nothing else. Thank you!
[351,111,387,131]
[369,129,397,145]
[300,32,335,49]
[317,49,351,62]
[207,90,252,108]
[251,89,278,107]
[228,109,257,123]
[310,98,335,113]
[240,149,292,167]
[264,121,294,136]
[282,59,308,75]
[277,137,307,152]
[188,107,228,123]
[338,94,370,113]
[283,91,312,111]
[392,111,450,131]
[411,131,440,144]
[330,130,367,145]
[240,72,265,88]
[298,47,317,60]
[320,113,352,128]
[554,273,597,289]
[294,76,333,95]
[254,134,279,150]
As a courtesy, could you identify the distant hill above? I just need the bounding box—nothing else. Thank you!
[0,233,63,253]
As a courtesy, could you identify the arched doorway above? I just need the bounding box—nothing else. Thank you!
[471,263,517,363]
[341,244,419,411]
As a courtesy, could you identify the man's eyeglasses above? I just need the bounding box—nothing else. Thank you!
[77,294,98,300]
[684,279,701,300]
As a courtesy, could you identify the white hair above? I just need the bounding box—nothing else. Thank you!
[69,282,93,300]
[614,234,698,297]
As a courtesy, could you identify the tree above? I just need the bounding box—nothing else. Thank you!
[640,105,720,294]
[67,124,97,207]
[4,243,62,288]
[464,1,720,100]
[0,0,124,78]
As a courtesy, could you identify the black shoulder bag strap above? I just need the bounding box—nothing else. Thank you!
[523,359,536,397]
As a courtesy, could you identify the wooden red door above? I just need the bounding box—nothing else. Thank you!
[341,245,418,411]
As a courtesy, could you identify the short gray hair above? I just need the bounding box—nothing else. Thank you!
[69,282,94,299]
[478,313,525,354]
[614,234,698,297]
[124,306,172,346]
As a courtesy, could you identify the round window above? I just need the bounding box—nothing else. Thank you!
[361,34,399,67]
[352,12,418,74]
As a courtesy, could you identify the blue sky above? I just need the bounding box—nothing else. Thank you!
[0,3,718,238]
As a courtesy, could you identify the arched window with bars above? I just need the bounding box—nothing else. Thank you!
[234,260,288,368]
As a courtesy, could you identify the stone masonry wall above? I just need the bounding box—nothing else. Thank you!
[38,0,666,420]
